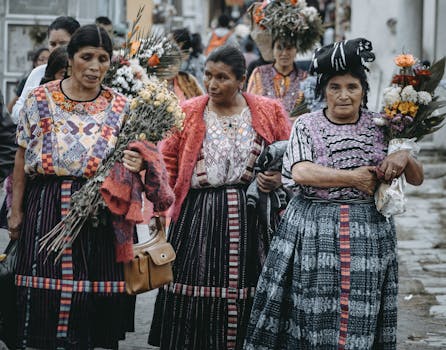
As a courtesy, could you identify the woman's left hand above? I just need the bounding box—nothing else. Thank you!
[257,170,282,193]
[123,150,144,173]
[377,150,410,183]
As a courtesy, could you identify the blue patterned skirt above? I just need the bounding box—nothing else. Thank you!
[244,195,398,350]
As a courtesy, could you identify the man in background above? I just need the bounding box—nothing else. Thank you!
[95,16,113,38]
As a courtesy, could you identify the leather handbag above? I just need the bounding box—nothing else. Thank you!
[123,217,176,295]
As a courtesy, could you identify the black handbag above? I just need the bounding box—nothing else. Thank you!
[0,240,18,349]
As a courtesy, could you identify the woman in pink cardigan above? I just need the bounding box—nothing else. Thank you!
[148,45,291,350]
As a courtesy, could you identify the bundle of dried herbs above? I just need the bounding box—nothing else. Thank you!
[39,78,184,260]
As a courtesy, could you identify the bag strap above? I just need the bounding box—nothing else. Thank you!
[154,216,167,240]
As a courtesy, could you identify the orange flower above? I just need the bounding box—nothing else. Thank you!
[148,54,160,67]
[394,54,416,68]
[130,41,140,57]
[290,0,298,5]
[253,6,265,24]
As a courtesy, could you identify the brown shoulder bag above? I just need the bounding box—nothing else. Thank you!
[123,217,176,295]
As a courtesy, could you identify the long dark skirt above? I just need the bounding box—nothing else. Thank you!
[15,176,135,349]
[244,195,398,350]
[149,186,274,350]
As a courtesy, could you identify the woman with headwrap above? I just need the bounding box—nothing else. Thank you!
[246,0,324,121]
[244,38,424,349]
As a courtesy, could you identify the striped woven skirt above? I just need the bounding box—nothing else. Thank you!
[15,176,135,349]
[244,195,398,350]
[149,186,273,350]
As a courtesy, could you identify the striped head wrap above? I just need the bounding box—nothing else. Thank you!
[310,38,375,75]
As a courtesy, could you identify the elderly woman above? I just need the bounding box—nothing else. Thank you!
[148,45,291,349]
[244,38,423,349]
[8,25,171,349]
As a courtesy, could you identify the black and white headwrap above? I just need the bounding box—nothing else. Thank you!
[309,38,375,76]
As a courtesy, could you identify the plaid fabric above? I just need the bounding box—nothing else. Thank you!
[149,186,271,350]
[15,177,135,349]
[245,196,398,350]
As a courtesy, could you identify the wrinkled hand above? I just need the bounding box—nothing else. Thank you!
[377,150,410,183]
[257,171,282,193]
[123,150,144,173]
[352,166,378,195]
[7,210,23,240]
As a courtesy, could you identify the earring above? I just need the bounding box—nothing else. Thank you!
[66,65,72,77]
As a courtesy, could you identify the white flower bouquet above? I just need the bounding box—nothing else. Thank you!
[374,54,445,218]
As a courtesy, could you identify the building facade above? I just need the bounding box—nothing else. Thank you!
[0,0,127,105]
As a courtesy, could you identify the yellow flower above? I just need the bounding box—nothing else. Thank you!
[130,98,139,110]
[166,106,174,113]
[408,103,419,117]
[129,41,140,57]
[139,90,152,101]
[398,101,418,116]
[384,104,398,118]
[156,93,166,102]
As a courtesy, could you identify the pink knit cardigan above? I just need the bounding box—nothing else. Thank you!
[161,92,291,221]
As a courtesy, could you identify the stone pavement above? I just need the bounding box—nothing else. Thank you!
[1,152,446,349]
[394,152,446,349]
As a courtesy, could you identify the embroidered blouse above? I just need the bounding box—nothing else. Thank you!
[282,109,388,199]
[247,63,322,116]
[190,107,257,188]
[17,80,129,178]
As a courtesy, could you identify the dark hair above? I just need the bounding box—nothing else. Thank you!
[316,65,370,108]
[218,14,230,28]
[172,28,192,51]
[191,33,204,56]
[41,46,68,84]
[67,24,113,59]
[271,37,296,50]
[47,16,80,37]
[32,47,50,67]
[95,16,112,26]
[206,45,246,80]
[244,36,255,53]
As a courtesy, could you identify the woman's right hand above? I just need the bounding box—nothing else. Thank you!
[7,210,23,240]
[351,166,378,195]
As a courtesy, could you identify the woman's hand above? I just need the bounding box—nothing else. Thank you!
[257,171,282,193]
[7,210,23,240]
[351,166,378,195]
[123,150,144,173]
[377,150,410,183]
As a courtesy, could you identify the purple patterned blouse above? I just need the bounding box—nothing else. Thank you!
[282,109,388,200]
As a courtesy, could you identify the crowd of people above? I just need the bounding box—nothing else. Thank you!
[0,1,427,349]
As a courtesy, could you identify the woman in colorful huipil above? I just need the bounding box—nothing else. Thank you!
[7,25,171,349]
[244,38,424,349]
[148,45,291,350]
[247,0,324,120]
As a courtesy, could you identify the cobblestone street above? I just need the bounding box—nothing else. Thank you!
[1,152,446,349]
